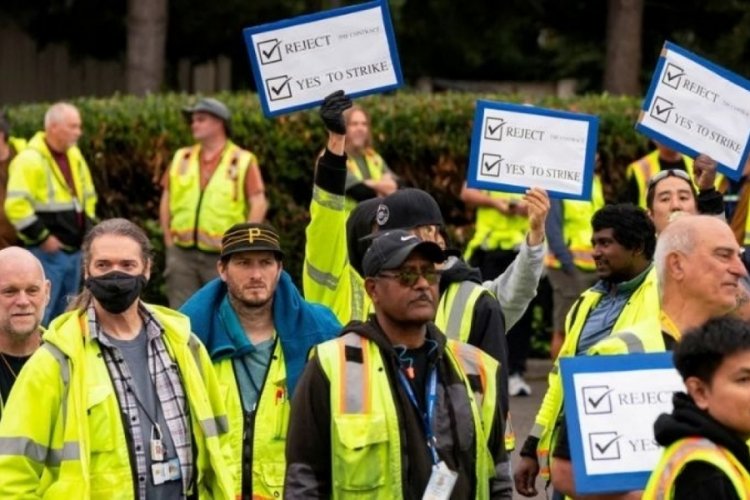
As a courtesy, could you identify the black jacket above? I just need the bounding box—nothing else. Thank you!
[653,392,750,499]
[284,317,512,499]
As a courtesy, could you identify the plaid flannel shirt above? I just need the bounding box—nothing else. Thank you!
[89,304,194,499]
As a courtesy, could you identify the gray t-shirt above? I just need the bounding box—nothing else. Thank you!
[105,329,183,500]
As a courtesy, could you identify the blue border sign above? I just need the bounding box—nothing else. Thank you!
[466,100,599,200]
[637,41,750,180]
[560,352,679,494]
[243,0,403,117]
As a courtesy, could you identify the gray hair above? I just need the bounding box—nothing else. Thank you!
[654,215,705,298]
[44,102,78,129]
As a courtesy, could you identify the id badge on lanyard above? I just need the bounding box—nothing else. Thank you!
[398,368,457,500]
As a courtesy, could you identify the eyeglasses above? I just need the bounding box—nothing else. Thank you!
[377,268,442,287]
[647,168,691,189]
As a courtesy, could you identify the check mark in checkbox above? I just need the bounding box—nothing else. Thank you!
[582,385,614,415]
[650,96,674,124]
[662,63,684,90]
[266,75,293,101]
[257,39,283,65]
[484,117,506,141]
[589,432,621,461]
[481,153,503,177]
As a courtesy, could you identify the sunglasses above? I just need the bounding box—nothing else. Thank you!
[377,267,442,287]
[647,168,691,189]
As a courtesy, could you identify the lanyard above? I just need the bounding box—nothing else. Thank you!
[397,368,440,464]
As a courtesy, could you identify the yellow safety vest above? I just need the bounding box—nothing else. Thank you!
[345,148,388,211]
[316,332,498,499]
[545,176,605,271]
[643,437,750,499]
[8,136,27,154]
[168,141,257,252]
[626,150,695,208]
[0,305,233,499]
[215,341,290,499]
[531,268,661,479]
[434,280,515,451]
[304,184,371,325]
[5,131,97,246]
[464,192,528,261]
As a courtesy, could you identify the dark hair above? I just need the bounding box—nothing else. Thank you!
[591,204,656,259]
[675,316,750,383]
[0,112,9,142]
[645,173,696,210]
[68,218,153,310]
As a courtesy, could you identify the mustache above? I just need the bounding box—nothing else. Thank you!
[410,293,433,304]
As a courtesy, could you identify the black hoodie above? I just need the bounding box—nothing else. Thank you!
[652,392,750,499]
[284,317,512,499]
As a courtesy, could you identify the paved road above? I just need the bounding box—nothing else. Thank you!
[509,358,553,499]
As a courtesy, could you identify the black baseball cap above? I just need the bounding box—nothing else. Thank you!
[362,230,445,277]
[375,188,445,230]
[220,223,283,260]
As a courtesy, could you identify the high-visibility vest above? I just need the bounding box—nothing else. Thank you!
[434,280,515,451]
[215,341,290,499]
[316,332,498,499]
[626,149,695,208]
[545,176,605,271]
[0,305,233,498]
[8,137,27,154]
[464,192,528,261]
[643,437,750,499]
[531,268,661,479]
[345,148,388,211]
[168,141,257,252]
[303,184,371,325]
[5,131,97,246]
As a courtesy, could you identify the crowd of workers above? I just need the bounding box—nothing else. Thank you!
[0,88,748,499]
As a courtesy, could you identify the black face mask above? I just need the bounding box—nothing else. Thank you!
[85,271,147,314]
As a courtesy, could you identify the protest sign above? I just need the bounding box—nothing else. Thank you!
[243,0,403,117]
[466,101,598,200]
[637,41,750,180]
[560,353,684,494]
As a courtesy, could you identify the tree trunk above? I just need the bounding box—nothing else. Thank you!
[603,0,644,96]
[126,0,168,95]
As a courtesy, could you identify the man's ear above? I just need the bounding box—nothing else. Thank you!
[685,376,710,410]
[365,277,379,304]
[217,259,228,282]
[668,252,685,280]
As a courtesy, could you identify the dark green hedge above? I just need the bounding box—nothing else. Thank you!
[5,92,651,304]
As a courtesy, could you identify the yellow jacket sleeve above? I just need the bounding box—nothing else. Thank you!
[0,346,65,499]
[5,150,49,244]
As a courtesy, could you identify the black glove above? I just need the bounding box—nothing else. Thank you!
[319,90,352,135]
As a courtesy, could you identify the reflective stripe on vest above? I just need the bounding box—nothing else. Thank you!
[434,281,486,343]
[338,333,370,414]
[643,437,750,499]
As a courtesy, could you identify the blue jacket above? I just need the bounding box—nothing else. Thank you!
[181,271,340,395]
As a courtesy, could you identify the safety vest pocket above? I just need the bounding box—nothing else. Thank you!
[332,414,389,492]
[258,461,285,491]
[87,385,116,452]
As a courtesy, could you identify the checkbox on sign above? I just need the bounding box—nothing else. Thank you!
[650,96,674,124]
[481,153,503,177]
[582,385,614,415]
[257,39,283,65]
[266,75,293,101]
[484,117,506,141]
[662,63,684,90]
[589,432,621,461]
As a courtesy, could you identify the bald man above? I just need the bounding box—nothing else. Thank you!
[5,102,97,325]
[0,247,49,419]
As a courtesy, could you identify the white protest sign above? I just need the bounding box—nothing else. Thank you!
[243,0,402,117]
[637,41,750,180]
[466,101,599,200]
[561,353,684,494]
